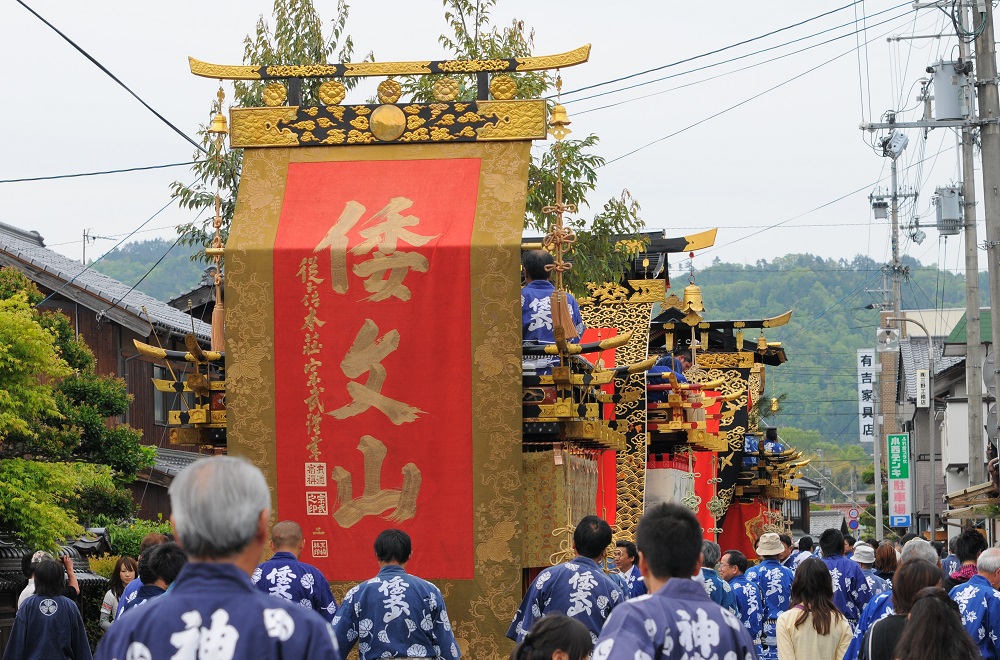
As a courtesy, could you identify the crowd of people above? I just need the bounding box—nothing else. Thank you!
[6,454,1000,660]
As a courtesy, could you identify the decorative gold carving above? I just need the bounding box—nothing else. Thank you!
[377,79,402,104]
[627,279,666,303]
[489,75,517,100]
[188,56,261,79]
[370,105,407,141]
[696,352,755,369]
[440,58,510,73]
[230,100,546,148]
[579,300,653,540]
[476,100,547,140]
[587,282,631,304]
[189,45,589,81]
[318,80,346,105]
[515,45,591,71]
[433,77,460,101]
[263,82,287,107]
[230,107,299,147]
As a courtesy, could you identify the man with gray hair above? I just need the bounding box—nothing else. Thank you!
[699,540,737,614]
[949,546,1000,660]
[96,456,341,660]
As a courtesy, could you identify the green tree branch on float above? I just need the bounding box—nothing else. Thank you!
[174,0,646,295]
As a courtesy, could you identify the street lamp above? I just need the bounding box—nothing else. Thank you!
[887,317,936,539]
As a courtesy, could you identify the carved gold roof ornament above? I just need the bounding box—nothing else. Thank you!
[188,45,591,80]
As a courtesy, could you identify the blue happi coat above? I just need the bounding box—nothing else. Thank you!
[508,556,624,643]
[845,592,893,660]
[6,594,92,660]
[745,559,793,659]
[522,280,585,344]
[700,567,738,615]
[593,577,756,660]
[96,562,340,660]
[823,554,872,625]
[614,564,647,599]
[950,574,1000,660]
[729,574,763,642]
[115,576,142,618]
[118,583,165,617]
[253,551,338,622]
[333,564,460,660]
[861,569,890,597]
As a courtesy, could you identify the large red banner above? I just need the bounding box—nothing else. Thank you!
[272,158,480,580]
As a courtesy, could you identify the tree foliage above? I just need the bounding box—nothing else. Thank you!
[0,267,154,548]
[401,0,647,295]
[172,0,365,258]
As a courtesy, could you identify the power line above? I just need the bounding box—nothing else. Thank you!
[33,180,197,309]
[0,161,196,184]
[602,18,909,167]
[559,1,876,98]
[14,0,205,155]
[570,4,912,112]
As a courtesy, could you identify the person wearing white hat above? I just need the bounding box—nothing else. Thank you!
[851,543,889,597]
[744,532,793,660]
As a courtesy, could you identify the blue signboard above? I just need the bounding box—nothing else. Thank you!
[890,515,911,528]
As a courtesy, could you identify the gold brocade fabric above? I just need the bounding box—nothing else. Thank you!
[226,142,530,658]
[521,451,598,567]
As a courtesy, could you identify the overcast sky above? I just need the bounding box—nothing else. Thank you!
[0,0,983,285]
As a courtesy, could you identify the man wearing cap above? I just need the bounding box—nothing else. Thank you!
[851,543,889,596]
[745,532,793,660]
[18,551,79,607]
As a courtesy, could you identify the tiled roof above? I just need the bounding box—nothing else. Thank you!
[899,336,964,400]
[808,510,846,537]
[152,447,201,478]
[0,226,209,341]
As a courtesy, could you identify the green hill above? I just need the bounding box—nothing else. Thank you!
[693,253,987,439]
[89,238,207,303]
[91,241,985,446]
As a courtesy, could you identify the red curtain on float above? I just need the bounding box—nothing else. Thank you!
[272,159,480,581]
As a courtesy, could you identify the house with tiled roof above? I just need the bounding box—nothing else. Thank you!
[0,221,212,515]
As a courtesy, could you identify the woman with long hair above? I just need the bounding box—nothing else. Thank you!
[872,543,897,583]
[858,559,940,660]
[511,614,593,660]
[99,556,138,631]
[776,558,851,660]
[894,587,979,660]
[2,559,91,660]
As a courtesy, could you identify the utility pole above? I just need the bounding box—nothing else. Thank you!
[976,0,1000,484]
[961,3,985,487]
[82,229,89,266]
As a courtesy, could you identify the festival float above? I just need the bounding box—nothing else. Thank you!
[135,44,806,656]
